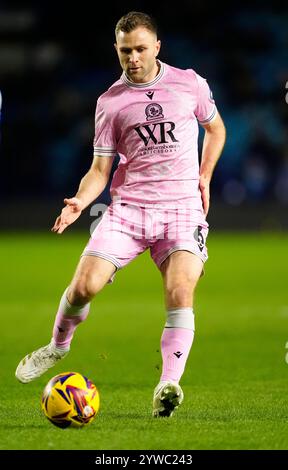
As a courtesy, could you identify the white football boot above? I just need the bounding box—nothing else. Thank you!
[152,381,184,417]
[15,339,69,383]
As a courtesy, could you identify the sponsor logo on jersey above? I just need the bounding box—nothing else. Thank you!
[134,121,179,146]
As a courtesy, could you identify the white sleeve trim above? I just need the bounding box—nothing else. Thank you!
[197,106,217,124]
[93,146,117,157]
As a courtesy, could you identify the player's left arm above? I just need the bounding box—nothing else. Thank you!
[199,112,226,216]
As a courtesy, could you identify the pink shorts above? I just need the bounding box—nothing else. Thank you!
[82,202,209,283]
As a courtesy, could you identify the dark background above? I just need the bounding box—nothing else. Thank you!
[0,0,287,230]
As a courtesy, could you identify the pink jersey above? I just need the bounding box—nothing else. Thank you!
[93,61,217,208]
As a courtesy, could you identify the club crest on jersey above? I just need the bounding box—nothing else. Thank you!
[145,103,164,121]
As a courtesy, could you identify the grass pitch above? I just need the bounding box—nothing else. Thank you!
[0,231,288,450]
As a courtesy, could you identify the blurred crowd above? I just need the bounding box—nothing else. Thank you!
[0,2,287,206]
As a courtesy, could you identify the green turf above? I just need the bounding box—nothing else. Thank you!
[0,231,288,450]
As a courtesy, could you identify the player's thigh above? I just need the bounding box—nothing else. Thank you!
[69,255,116,297]
[160,250,204,291]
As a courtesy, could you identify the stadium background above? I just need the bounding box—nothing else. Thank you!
[0,0,287,230]
[0,0,288,452]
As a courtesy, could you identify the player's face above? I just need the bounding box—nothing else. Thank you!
[115,27,161,83]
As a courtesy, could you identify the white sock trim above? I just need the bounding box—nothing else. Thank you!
[61,287,90,316]
[165,307,194,330]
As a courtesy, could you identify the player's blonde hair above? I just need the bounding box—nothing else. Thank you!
[115,11,157,37]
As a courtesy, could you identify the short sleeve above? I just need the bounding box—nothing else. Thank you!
[93,98,117,157]
[194,73,217,124]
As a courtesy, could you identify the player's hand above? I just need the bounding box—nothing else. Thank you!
[51,197,84,234]
[199,175,210,217]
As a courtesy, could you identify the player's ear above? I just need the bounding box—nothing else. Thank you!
[114,43,118,52]
[155,39,161,57]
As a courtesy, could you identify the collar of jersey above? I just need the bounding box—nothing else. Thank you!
[121,60,165,88]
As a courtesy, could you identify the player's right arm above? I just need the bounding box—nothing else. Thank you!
[51,155,114,234]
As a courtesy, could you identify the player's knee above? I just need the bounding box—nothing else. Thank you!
[70,276,103,304]
[166,282,194,307]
